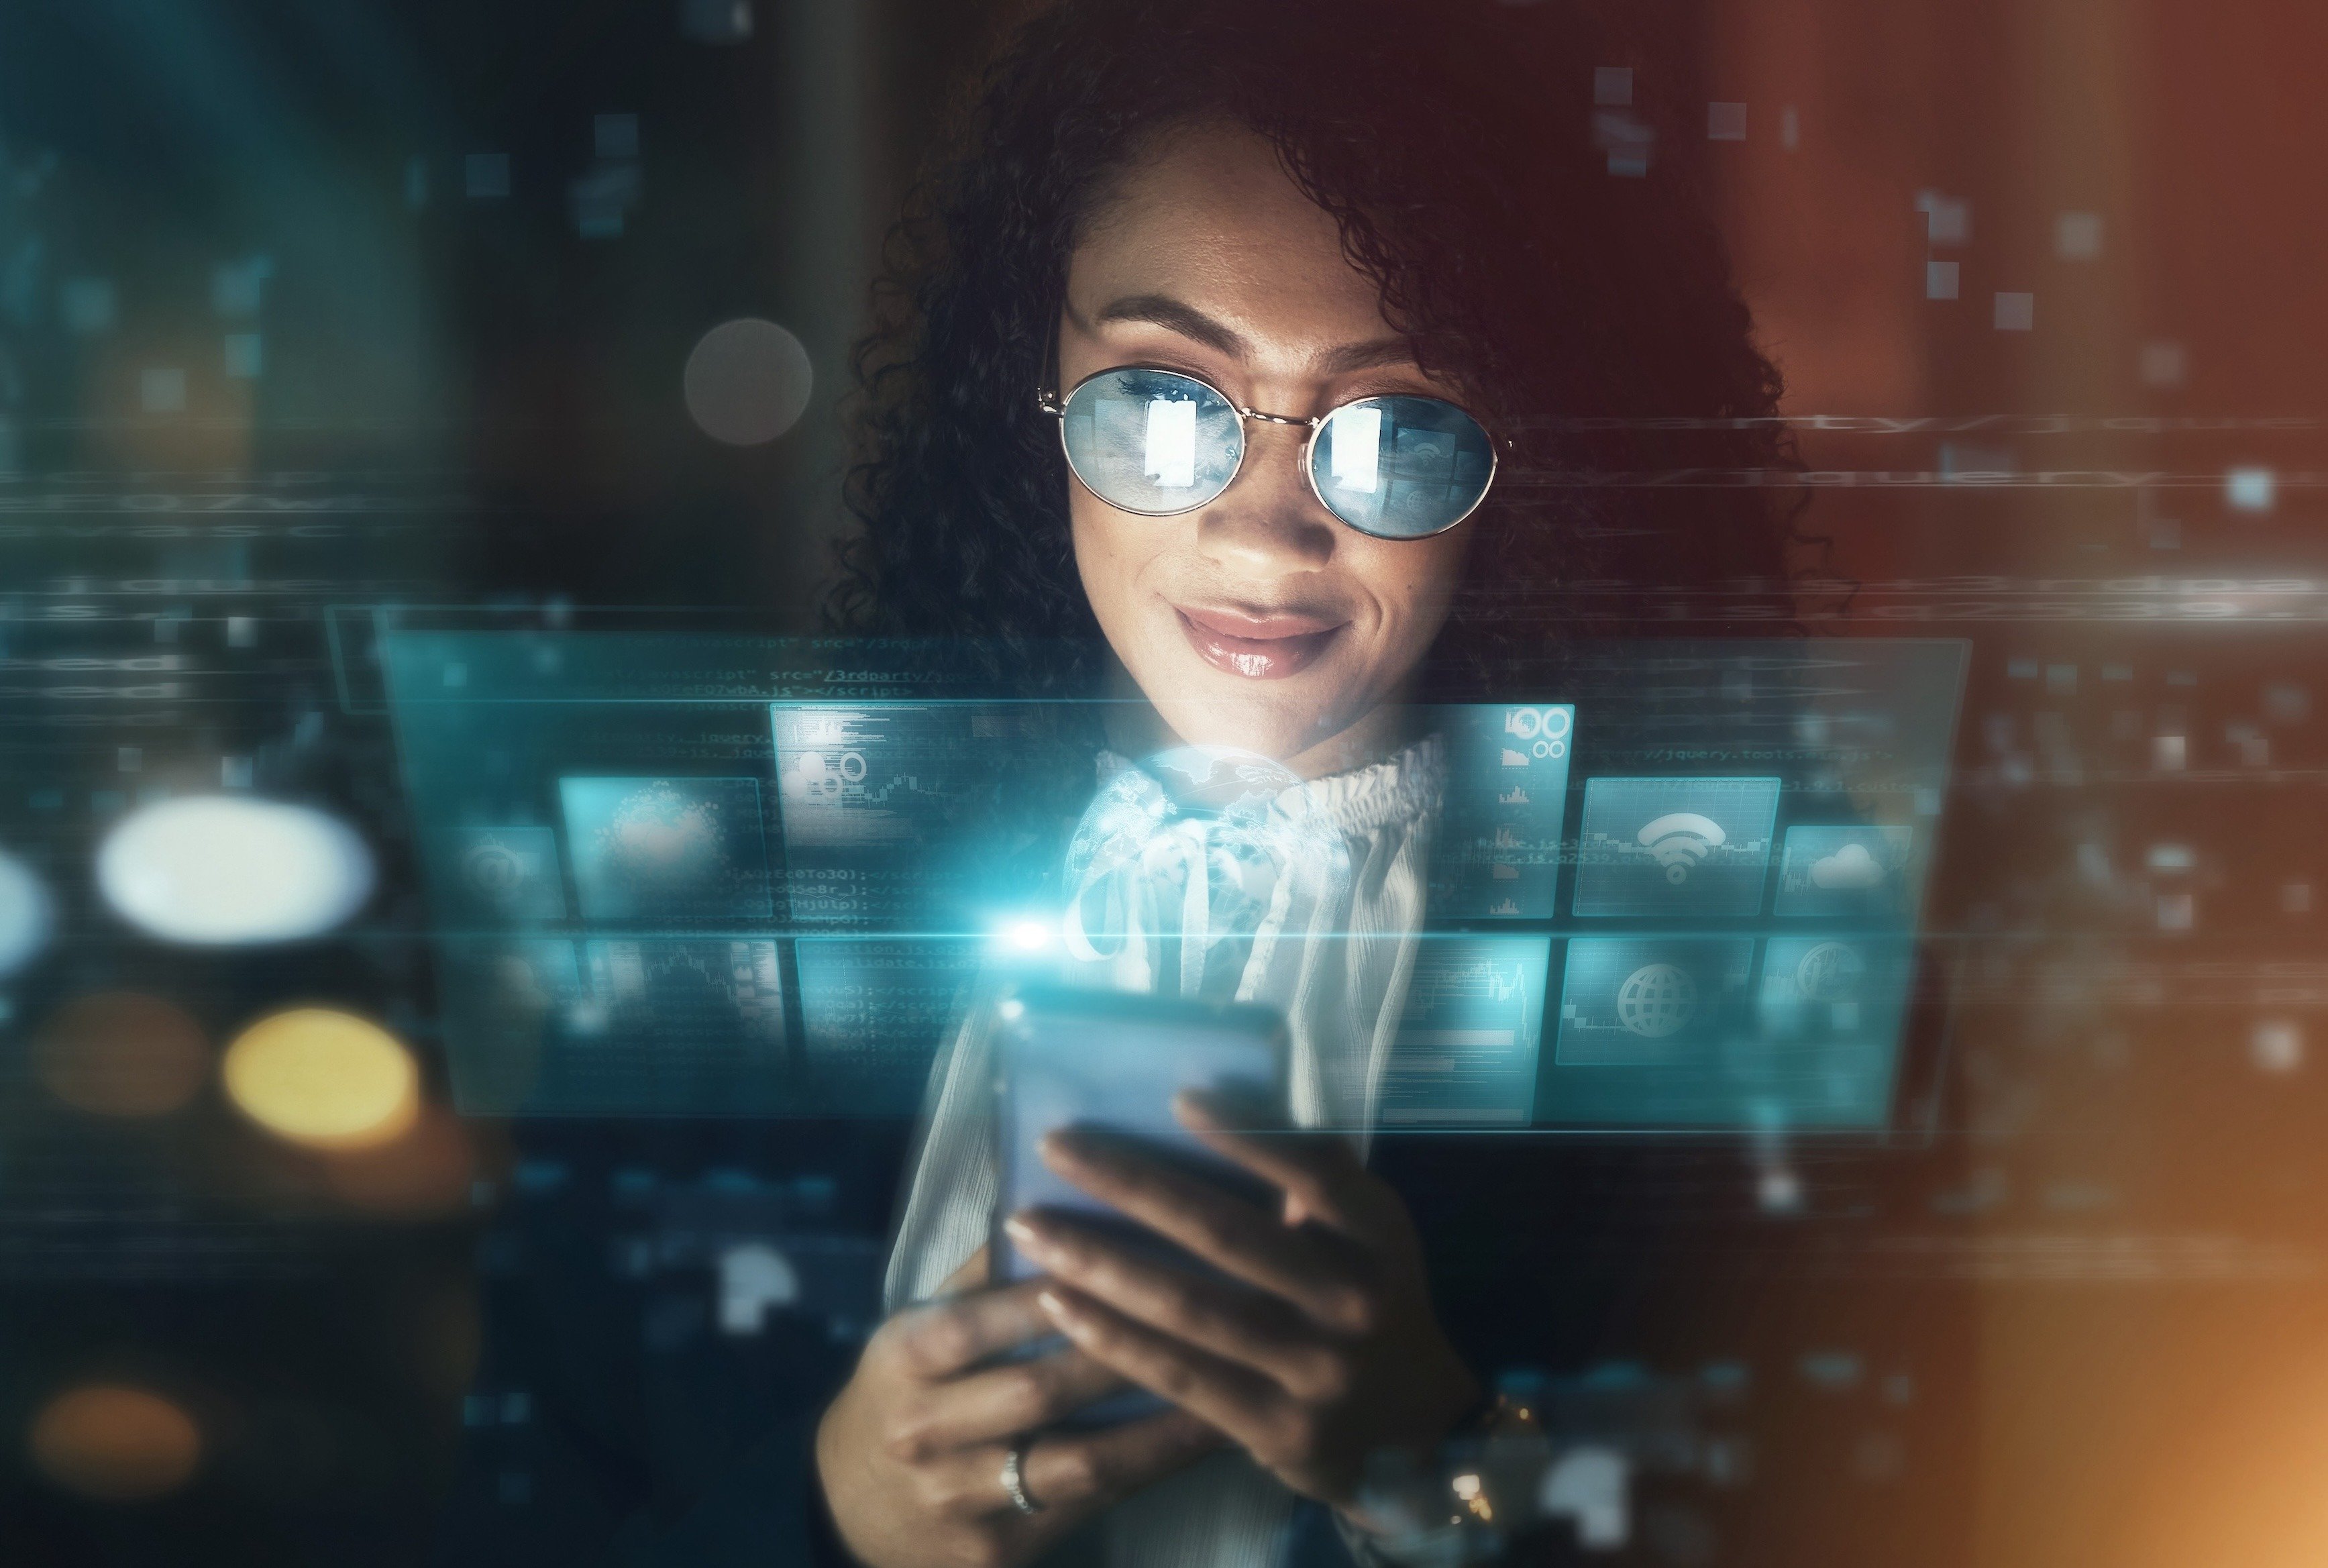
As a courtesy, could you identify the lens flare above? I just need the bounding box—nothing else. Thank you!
[29,1384,203,1502]
[221,1008,418,1149]
[34,993,211,1118]
[96,796,373,945]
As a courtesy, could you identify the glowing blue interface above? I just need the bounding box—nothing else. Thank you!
[384,633,1964,1129]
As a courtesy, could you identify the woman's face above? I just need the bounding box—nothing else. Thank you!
[1061,122,1473,774]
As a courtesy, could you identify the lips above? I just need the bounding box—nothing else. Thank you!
[1173,604,1344,680]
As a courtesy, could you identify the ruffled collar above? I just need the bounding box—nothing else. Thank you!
[1094,730,1446,841]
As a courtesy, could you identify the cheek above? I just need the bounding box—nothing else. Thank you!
[1069,495,1161,633]
[1358,535,1470,652]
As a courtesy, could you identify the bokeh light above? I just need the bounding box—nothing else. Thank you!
[34,993,211,1118]
[682,317,812,445]
[0,845,54,976]
[96,796,374,945]
[28,1384,203,1502]
[322,1106,476,1216]
[221,1008,419,1150]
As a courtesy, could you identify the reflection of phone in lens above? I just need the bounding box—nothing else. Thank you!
[991,986,1289,1429]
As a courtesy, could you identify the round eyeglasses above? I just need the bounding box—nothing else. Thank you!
[1038,366,1501,540]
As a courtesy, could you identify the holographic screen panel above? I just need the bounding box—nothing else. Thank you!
[1429,704,1575,919]
[1377,934,1554,1125]
[1573,777,1781,918]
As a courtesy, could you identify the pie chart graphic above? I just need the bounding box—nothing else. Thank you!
[1794,941,1866,1003]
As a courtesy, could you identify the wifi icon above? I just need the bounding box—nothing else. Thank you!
[1636,813,1728,884]
[1575,777,1780,918]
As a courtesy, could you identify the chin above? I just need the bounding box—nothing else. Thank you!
[1153,674,1354,763]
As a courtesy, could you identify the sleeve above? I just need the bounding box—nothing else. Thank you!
[883,972,1008,1310]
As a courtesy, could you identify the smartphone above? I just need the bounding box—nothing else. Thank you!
[990,985,1289,1427]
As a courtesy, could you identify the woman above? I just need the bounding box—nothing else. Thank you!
[816,2,1793,1565]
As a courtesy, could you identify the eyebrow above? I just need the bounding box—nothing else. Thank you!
[1084,292,1419,378]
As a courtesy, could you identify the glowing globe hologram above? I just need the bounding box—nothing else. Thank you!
[95,796,374,945]
[1139,745,1300,820]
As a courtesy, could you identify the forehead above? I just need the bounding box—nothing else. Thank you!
[1067,121,1395,350]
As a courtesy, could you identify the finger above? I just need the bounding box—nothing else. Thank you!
[1019,1406,1224,1512]
[884,1347,1128,1460]
[935,1245,992,1298]
[1173,1092,1381,1234]
[1006,1213,1342,1397]
[883,1276,1071,1380]
[923,1409,1222,1528]
[1035,1133,1356,1324]
[1037,1286,1286,1455]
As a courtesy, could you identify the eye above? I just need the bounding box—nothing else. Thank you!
[1115,366,1216,400]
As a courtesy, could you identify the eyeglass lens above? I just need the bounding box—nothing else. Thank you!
[1058,369,1245,515]
[1057,368,1494,537]
[1310,397,1495,539]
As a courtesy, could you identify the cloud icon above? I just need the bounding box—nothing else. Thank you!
[1808,841,1886,890]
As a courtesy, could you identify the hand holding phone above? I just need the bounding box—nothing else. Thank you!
[992,986,1290,1426]
[993,988,1481,1519]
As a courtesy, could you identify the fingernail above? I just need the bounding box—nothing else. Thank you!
[1004,1214,1047,1254]
[1036,1290,1079,1329]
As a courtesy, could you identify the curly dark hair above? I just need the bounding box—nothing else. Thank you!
[828,0,1799,698]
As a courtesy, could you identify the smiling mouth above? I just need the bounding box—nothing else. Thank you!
[1173,605,1344,680]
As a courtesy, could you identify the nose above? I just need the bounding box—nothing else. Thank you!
[1194,421,1337,574]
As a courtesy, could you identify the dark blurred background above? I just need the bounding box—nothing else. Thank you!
[3,0,2327,1564]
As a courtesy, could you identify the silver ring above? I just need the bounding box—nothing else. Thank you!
[1000,1440,1043,1515]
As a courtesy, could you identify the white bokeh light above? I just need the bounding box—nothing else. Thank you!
[0,847,54,976]
[682,317,812,446]
[96,796,374,945]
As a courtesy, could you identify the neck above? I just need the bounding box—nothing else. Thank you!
[1098,658,1422,781]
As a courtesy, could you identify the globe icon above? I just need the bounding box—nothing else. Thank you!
[1617,963,1697,1039]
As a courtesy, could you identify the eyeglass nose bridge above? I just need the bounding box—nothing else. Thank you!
[1234,405,1317,429]
[1229,403,1328,498]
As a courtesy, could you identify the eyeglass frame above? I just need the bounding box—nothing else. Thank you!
[1035,364,1509,539]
